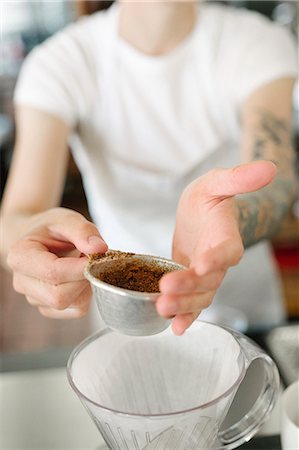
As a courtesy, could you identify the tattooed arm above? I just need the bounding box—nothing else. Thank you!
[156,79,296,334]
[157,78,296,334]
[237,77,297,247]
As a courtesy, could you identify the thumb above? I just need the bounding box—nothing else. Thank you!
[206,160,277,197]
[48,212,108,255]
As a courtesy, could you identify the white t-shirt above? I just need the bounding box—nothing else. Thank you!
[14,3,297,329]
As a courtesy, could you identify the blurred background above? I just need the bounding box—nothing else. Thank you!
[0,1,298,373]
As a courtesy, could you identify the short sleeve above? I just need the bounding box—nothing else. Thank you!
[217,9,298,106]
[14,20,95,127]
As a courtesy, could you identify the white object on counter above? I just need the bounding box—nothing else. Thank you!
[281,379,299,450]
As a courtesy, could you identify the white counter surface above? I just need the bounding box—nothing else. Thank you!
[0,368,103,450]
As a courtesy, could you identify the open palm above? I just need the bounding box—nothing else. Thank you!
[156,161,277,335]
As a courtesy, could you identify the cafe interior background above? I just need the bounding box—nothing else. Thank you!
[0,0,298,384]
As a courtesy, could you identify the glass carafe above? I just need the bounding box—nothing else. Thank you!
[67,321,279,450]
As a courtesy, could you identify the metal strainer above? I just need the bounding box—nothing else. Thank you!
[84,251,186,336]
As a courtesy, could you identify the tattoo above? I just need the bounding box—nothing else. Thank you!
[253,138,266,160]
[258,113,292,147]
[238,110,296,248]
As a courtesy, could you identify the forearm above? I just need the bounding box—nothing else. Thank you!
[237,108,296,248]
[0,107,71,268]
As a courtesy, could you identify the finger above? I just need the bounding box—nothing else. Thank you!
[7,213,108,275]
[38,306,86,319]
[159,268,225,295]
[205,160,277,198]
[13,272,89,310]
[8,239,89,283]
[38,286,91,319]
[48,212,108,255]
[172,312,199,336]
[27,284,91,310]
[156,292,213,317]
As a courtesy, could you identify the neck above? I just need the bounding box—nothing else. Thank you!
[118,2,197,55]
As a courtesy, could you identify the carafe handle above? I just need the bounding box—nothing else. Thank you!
[217,329,280,449]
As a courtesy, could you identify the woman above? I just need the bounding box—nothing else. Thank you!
[0,0,297,335]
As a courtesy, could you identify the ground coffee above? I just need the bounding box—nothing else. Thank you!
[89,250,172,293]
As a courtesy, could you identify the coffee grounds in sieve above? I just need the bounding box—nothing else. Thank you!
[89,250,172,293]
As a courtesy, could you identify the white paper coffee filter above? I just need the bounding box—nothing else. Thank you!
[71,322,241,415]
